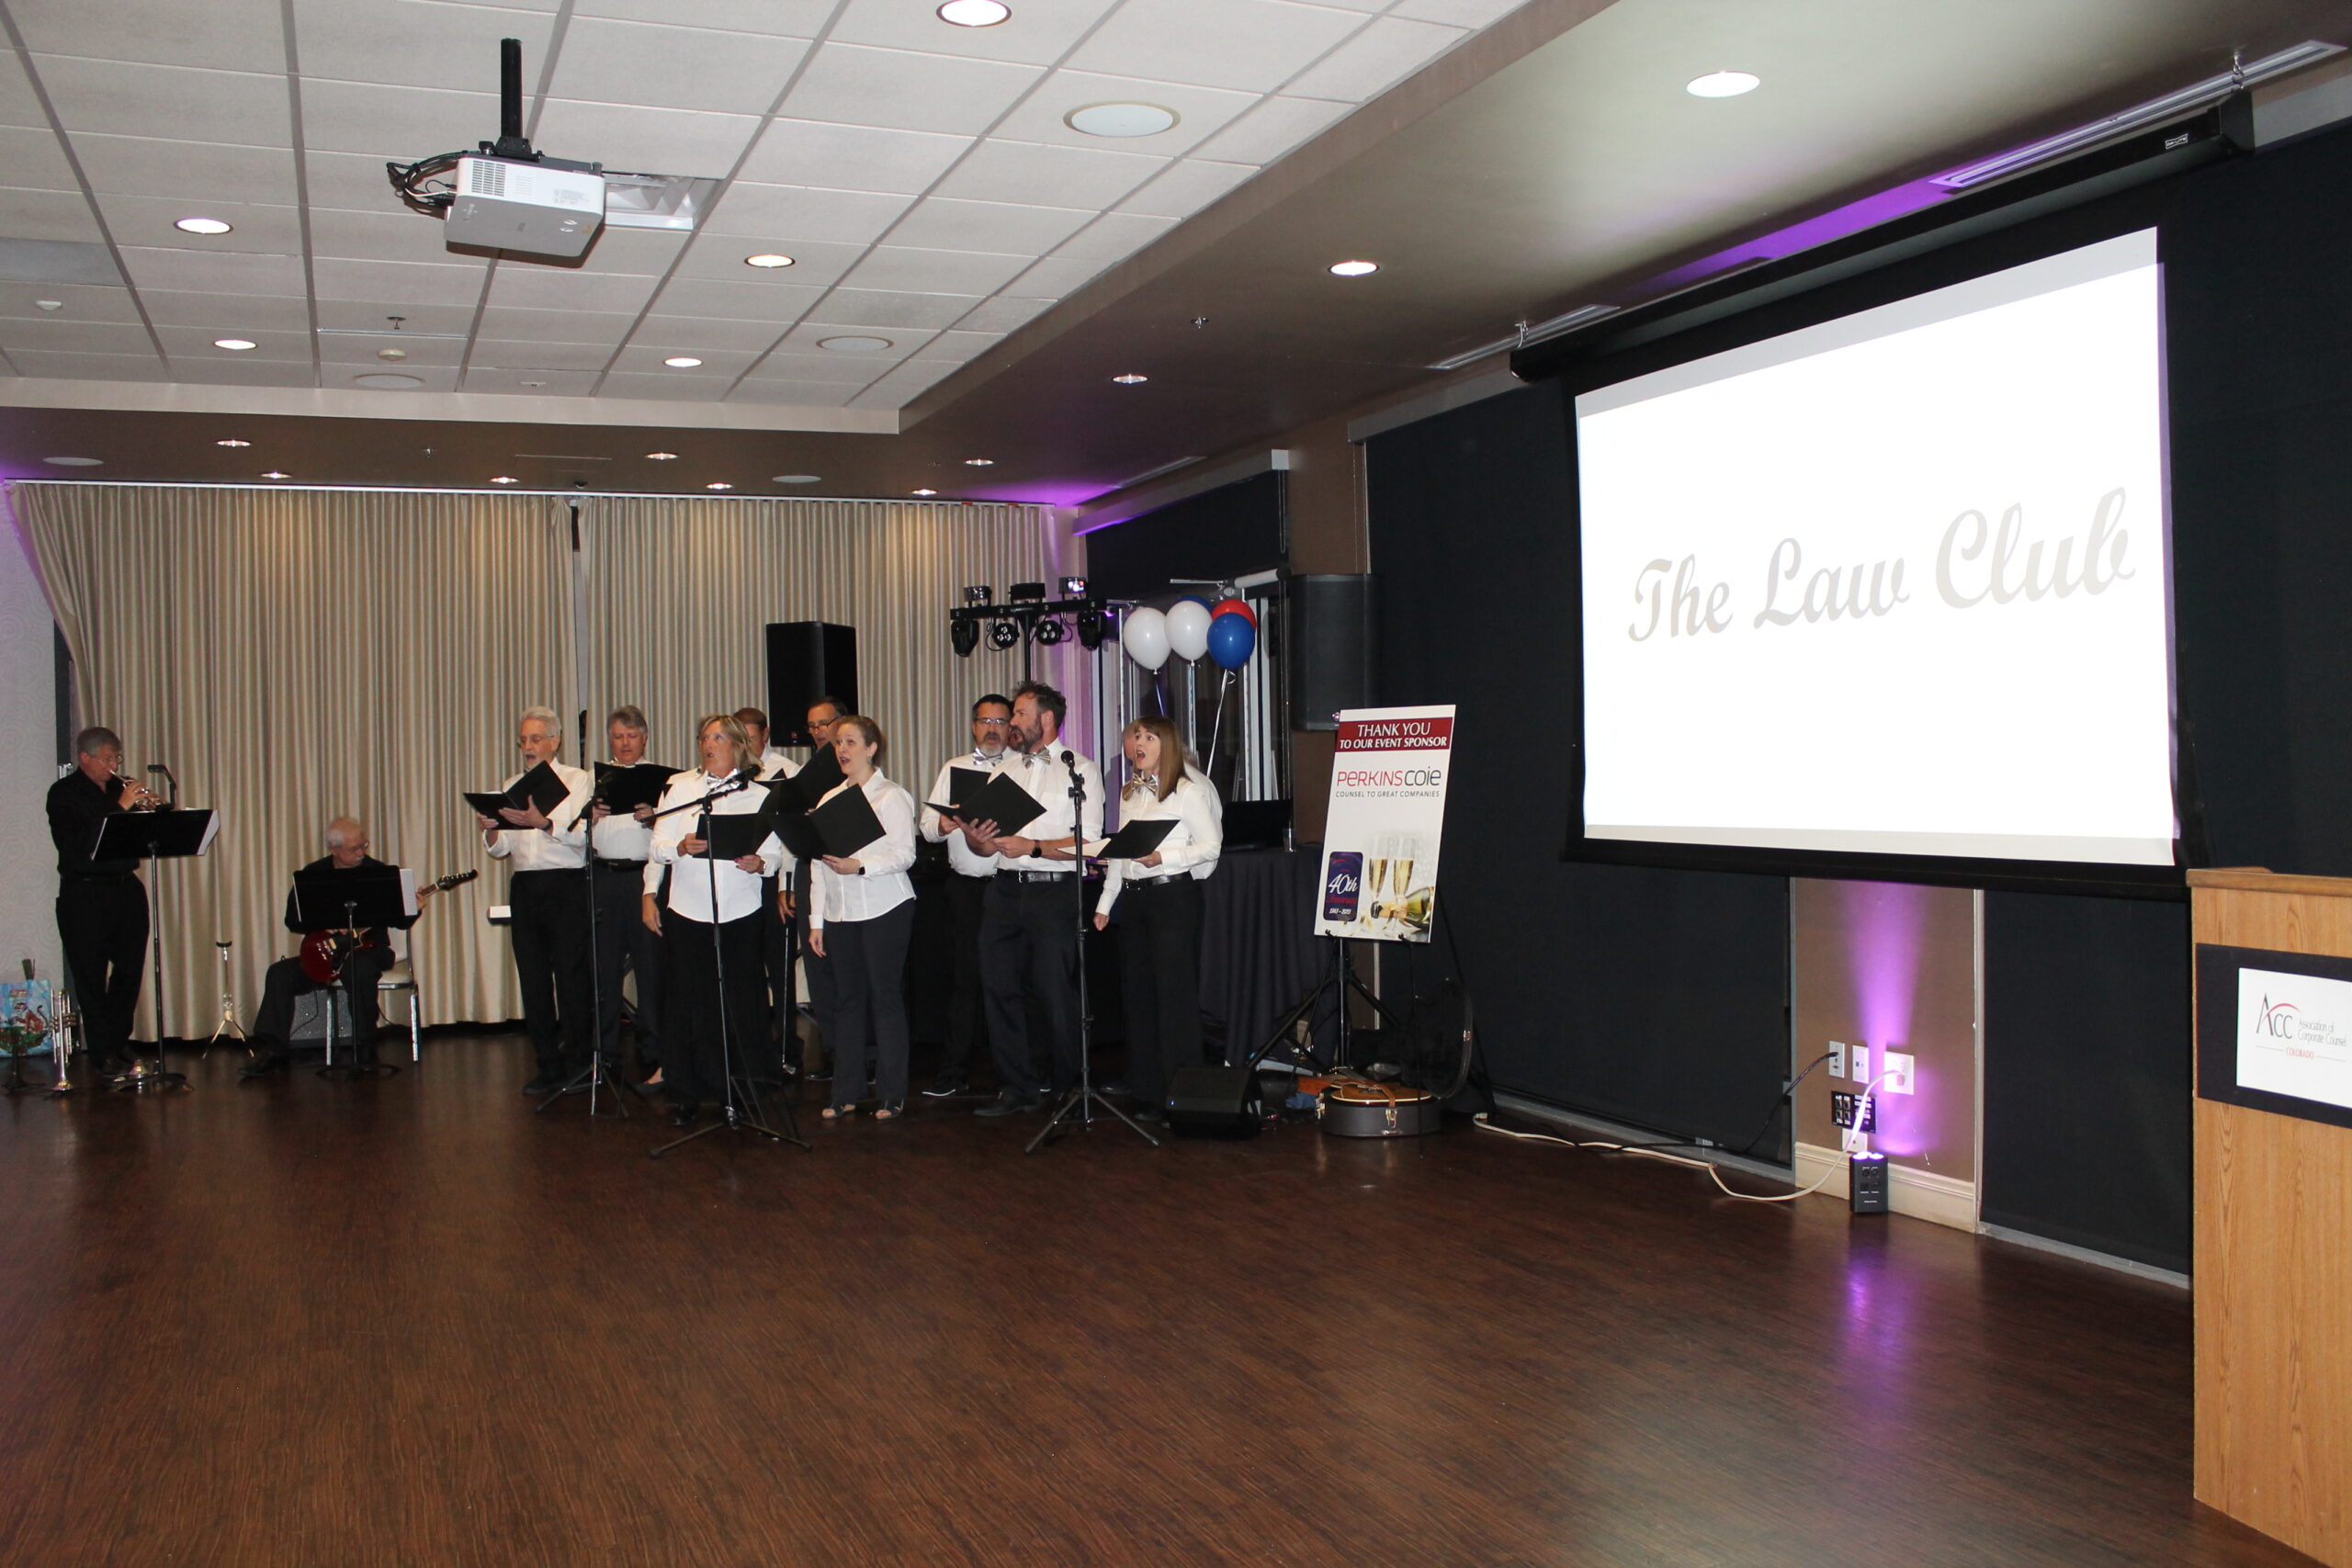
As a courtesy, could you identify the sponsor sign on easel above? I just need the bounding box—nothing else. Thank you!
[1314,705,1455,943]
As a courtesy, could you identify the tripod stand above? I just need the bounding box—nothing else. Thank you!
[202,939,245,1058]
[1251,935,1407,1077]
[1029,751,1157,1154]
[650,775,806,1157]
[537,810,628,1120]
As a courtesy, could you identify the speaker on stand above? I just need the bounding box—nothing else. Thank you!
[1287,574,1374,732]
[766,622,858,744]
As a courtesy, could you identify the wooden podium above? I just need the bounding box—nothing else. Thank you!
[2188,869,2352,1566]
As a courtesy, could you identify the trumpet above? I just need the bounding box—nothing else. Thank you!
[110,773,164,812]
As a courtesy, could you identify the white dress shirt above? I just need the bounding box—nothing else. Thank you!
[650,771,782,922]
[922,749,1007,879]
[994,745,1103,874]
[1185,762,1226,824]
[1097,774,1223,915]
[808,772,919,931]
[591,761,657,863]
[641,768,695,896]
[758,747,797,782]
[483,761,594,872]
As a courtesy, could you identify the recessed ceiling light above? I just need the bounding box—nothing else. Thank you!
[1327,260,1379,277]
[1111,372,1148,385]
[743,253,797,268]
[1686,70,1760,98]
[175,217,232,235]
[260,471,289,480]
[215,437,251,447]
[647,452,679,460]
[965,457,994,467]
[35,299,62,311]
[911,488,938,497]
[938,0,1010,24]
[707,481,733,491]
[772,474,821,484]
[663,355,704,368]
[42,456,102,467]
[1066,102,1179,138]
[819,335,893,354]
[352,372,424,389]
[214,337,257,350]
[519,379,547,388]
[490,476,519,485]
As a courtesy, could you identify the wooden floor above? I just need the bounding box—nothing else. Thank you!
[0,1035,2313,1568]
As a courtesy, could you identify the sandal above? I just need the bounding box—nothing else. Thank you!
[821,1103,854,1121]
[874,1100,904,1122]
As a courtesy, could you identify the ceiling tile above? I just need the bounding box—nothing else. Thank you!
[312,255,488,306]
[627,314,787,352]
[141,289,312,331]
[1390,0,1533,23]
[888,197,1092,255]
[935,139,1163,208]
[318,333,465,367]
[567,228,693,276]
[3,348,168,380]
[570,0,831,36]
[929,328,1007,358]
[168,356,320,387]
[1,316,154,354]
[118,246,307,296]
[670,233,866,286]
[748,349,910,385]
[650,276,825,321]
[322,364,459,392]
[773,320,933,356]
[701,183,914,245]
[485,266,659,314]
[34,57,291,147]
[725,379,858,407]
[0,128,78,192]
[0,187,102,244]
[307,205,469,268]
[0,49,44,123]
[477,304,641,343]
[1283,16,1467,100]
[802,288,977,330]
[546,20,810,115]
[841,245,1035,296]
[469,337,625,371]
[93,194,304,254]
[596,370,732,402]
[314,298,477,333]
[156,324,311,358]
[0,279,144,323]
[459,366,600,394]
[303,149,432,218]
[847,355,960,408]
[71,134,300,205]
[736,118,972,194]
[10,0,286,73]
[1068,0,1363,94]
[302,81,499,160]
[529,98,761,178]
[1189,93,1351,163]
[608,343,761,376]
[953,294,1057,333]
[988,68,1258,155]
[1006,254,1112,296]
[291,0,557,94]
[1117,157,1255,219]
[830,0,1120,66]
[779,44,1044,137]
[1053,209,1178,261]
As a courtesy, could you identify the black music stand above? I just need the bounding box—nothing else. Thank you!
[292,872,410,1080]
[93,807,216,1093]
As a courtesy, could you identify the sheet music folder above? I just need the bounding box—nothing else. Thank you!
[763,783,888,861]
[923,772,1046,837]
[462,761,569,820]
[594,761,672,814]
[1087,818,1178,861]
[91,807,217,861]
[291,869,415,931]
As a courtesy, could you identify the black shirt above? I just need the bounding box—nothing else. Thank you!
[285,855,421,948]
[48,768,141,881]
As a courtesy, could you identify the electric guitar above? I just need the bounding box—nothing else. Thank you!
[299,870,478,983]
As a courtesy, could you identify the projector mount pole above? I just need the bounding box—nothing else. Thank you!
[488,37,537,162]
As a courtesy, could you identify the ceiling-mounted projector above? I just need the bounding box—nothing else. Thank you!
[386,38,718,262]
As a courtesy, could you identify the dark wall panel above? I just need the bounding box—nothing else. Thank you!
[1081,470,1283,604]
[1369,382,1789,1145]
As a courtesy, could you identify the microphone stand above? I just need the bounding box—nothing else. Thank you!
[538,779,626,1119]
[1029,749,1158,1153]
[651,774,805,1158]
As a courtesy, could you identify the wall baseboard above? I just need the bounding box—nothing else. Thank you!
[1794,1143,1978,1231]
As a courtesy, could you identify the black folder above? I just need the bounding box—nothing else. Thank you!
[924,771,1046,837]
[594,761,672,813]
[705,811,780,863]
[765,781,889,861]
[463,761,570,820]
[945,765,992,807]
[1089,817,1178,861]
[773,745,844,811]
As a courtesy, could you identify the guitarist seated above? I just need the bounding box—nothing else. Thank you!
[241,818,420,1077]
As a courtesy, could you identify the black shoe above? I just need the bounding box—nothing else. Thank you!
[975,1089,1041,1118]
[669,1102,700,1127]
[922,1077,967,1099]
[1102,1080,1132,1097]
[239,1052,288,1080]
[808,1066,834,1083]
[523,1073,562,1095]
[1132,1105,1165,1124]
[631,1076,663,1099]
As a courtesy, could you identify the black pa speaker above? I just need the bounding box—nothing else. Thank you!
[765,622,857,746]
[1288,574,1374,732]
[1164,1066,1265,1138]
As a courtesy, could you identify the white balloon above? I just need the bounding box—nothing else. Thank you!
[1165,599,1212,662]
[1121,606,1170,671]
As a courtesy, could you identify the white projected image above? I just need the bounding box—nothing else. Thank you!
[1576,231,2174,864]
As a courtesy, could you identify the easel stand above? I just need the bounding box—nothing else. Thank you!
[93,807,215,1094]
[1029,758,1158,1154]
[1251,935,1407,1076]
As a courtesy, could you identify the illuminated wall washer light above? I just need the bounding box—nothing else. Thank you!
[42,456,102,467]
[819,335,893,353]
[743,253,796,268]
[260,470,290,479]
[215,438,251,447]
[911,488,938,497]
[938,0,1010,25]
[965,457,995,467]
[707,481,733,491]
[214,337,257,350]
[646,451,679,460]
[490,476,519,485]
[1686,70,1760,97]
[1111,372,1148,384]
[175,217,232,234]
[1066,102,1179,138]
[664,355,705,367]
[1328,260,1379,277]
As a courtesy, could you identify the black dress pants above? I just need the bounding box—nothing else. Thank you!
[254,948,391,1057]
[508,868,593,1077]
[979,874,1081,1100]
[1114,876,1204,1107]
[593,863,662,1066]
[822,899,916,1108]
[942,872,990,1081]
[761,873,797,1069]
[662,908,767,1107]
[56,876,146,1071]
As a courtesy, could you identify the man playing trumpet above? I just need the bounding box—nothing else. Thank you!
[45,726,165,1079]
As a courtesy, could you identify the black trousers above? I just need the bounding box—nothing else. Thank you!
[56,876,146,1070]
[761,873,797,1068]
[593,863,662,1066]
[979,874,1082,1100]
[508,869,593,1076]
[942,872,990,1080]
[798,882,836,1066]
[254,948,392,1057]
[662,908,766,1107]
[823,899,916,1108]
[1114,877,1205,1106]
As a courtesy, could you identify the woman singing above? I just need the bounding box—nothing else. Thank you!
[647,714,784,1128]
[807,715,919,1122]
[1094,716,1223,1119]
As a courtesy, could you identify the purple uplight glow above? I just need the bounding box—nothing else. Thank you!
[1641,179,1954,301]
[1839,880,1933,1159]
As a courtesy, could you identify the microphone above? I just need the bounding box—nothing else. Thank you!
[1061,750,1075,768]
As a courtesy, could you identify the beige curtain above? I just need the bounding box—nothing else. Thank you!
[583,497,1049,807]
[16,483,574,1038]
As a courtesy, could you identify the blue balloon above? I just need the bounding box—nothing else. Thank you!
[1206,610,1256,670]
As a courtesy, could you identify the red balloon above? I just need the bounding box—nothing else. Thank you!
[1210,596,1256,627]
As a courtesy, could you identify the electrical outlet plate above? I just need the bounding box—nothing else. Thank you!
[1852,1044,1871,1084]
[1882,1051,1915,1095]
[1826,1041,1847,1079]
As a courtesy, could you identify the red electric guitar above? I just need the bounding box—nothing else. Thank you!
[299,870,478,982]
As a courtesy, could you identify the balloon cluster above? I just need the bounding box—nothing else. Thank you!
[1123,595,1256,671]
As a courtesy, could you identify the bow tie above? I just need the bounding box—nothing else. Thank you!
[1021,751,1046,767]
[973,750,1001,767]
[1126,774,1159,795]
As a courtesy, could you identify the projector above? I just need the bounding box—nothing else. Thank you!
[444,155,604,258]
